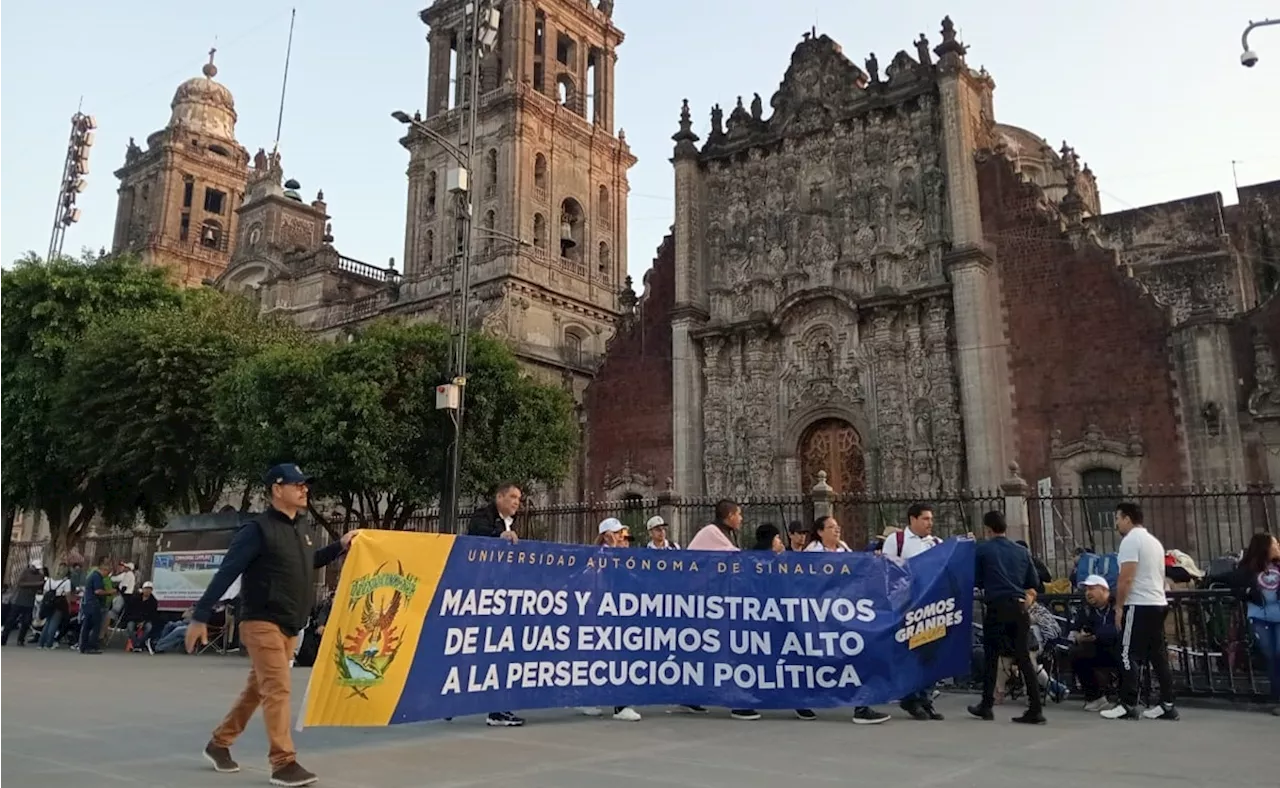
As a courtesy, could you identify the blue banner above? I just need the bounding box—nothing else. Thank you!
[302,532,975,726]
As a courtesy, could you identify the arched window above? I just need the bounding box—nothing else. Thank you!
[533,213,547,250]
[563,331,584,366]
[557,74,577,112]
[425,229,435,269]
[560,198,584,266]
[597,241,611,282]
[534,153,547,191]
[482,210,495,256]
[426,171,438,217]
[597,185,610,223]
[1080,467,1123,534]
[485,149,498,196]
[200,219,223,250]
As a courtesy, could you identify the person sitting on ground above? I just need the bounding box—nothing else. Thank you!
[1067,574,1121,711]
[127,582,161,652]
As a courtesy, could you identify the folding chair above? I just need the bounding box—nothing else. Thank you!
[198,621,229,655]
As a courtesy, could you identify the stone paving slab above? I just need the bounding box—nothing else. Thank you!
[2,647,1272,787]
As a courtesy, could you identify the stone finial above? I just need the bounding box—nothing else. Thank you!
[316,189,325,201]
[811,470,833,493]
[322,222,334,244]
[671,100,698,157]
[934,16,967,61]
[665,476,674,492]
[203,47,218,78]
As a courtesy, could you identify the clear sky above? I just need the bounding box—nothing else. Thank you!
[3,1,1278,285]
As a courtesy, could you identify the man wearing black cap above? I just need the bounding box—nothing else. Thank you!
[187,463,357,787]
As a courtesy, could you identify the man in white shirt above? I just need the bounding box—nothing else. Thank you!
[645,516,679,550]
[881,503,942,561]
[880,503,944,721]
[1101,502,1179,721]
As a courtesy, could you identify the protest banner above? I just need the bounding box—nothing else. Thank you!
[301,531,974,727]
[150,550,228,611]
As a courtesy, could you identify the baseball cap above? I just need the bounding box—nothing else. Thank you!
[142,581,154,590]
[645,515,666,530]
[264,463,313,486]
[1082,574,1109,590]
[598,518,625,535]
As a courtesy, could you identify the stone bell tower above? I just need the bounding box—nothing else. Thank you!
[403,0,637,403]
[111,50,250,287]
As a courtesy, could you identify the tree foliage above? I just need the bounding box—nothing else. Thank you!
[59,289,301,525]
[216,320,578,532]
[1,253,181,554]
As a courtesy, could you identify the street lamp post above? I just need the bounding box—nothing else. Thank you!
[1240,18,1279,67]
[394,0,501,533]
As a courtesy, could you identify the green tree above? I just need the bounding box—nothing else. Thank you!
[1,253,181,559]
[59,289,301,525]
[216,319,578,533]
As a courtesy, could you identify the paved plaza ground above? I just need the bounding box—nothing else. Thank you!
[1,647,1272,787]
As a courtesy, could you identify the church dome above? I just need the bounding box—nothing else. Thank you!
[169,51,237,141]
[994,123,1065,190]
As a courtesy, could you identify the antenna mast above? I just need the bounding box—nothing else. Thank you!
[272,8,297,155]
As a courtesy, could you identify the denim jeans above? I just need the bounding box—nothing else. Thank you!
[38,611,65,648]
[129,621,155,649]
[78,606,104,652]
[1252,619,1280,703]
[155,622,188,653]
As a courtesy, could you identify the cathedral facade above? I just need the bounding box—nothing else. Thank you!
[584,19,1280,544]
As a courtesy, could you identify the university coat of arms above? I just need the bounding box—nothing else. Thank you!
[334,561,419,698]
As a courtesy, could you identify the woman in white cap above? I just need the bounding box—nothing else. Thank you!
[578,518,643,722]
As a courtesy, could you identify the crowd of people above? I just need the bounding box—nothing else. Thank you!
[5,470,1277,787]
[1,553,162,654]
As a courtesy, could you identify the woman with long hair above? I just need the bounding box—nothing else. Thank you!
[1235,532,1280,715]
[800,516,891,724]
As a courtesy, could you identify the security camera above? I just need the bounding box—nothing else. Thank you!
[1241,49,1259,67]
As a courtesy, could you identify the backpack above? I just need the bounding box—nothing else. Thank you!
[1073,552,1120,590]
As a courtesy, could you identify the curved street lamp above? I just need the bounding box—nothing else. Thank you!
[1240,18,1279,67]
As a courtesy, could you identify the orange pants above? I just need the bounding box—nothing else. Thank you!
[211,620,298,770]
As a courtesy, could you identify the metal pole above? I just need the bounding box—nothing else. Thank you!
[441,2,485,533]
[47,120,76,261]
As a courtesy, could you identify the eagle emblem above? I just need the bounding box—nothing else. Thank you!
[333,561,419,698]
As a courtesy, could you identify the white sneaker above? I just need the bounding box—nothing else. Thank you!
[1100,704,1139,720]
[612,707,642,722]
[577,707,603,717]
[1141,703,1179,720]
[1083,698,1110,712]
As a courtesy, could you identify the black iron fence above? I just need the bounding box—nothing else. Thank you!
[1027,590,1272,703]
[1026,484,1277,581]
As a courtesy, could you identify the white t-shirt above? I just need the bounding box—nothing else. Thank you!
[804,542,849,553]
[881,529,941,560]
[1117,526,1167,607]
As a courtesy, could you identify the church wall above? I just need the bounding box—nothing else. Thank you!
[584,235,675,497]
[977,154,1188,493]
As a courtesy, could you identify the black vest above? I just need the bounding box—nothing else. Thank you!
[239,508,315,636]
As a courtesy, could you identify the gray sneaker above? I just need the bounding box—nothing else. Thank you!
[270,761,318,787]
[202,742,240,773]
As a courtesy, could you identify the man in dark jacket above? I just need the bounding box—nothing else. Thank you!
[467,482,522,544]
[466,482,525,727]
[2,563,45,645]
[187,464,357,788]
[1068,574,1121,711]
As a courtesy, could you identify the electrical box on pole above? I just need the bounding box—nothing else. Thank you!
[435,383,461,410]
